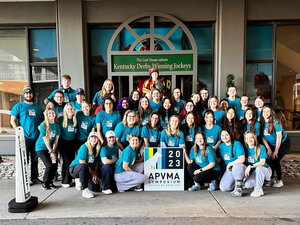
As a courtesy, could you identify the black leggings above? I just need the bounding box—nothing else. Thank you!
[266,137,290,180]
[58,139,76,184]
[187,163,220,186]
[37,150,58,185]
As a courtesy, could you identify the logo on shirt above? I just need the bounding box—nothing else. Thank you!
[150,135,157,143]
[28,109,36,116]
[88,155,95,164]
[186,135,193,142]
[67,125,75,132]
[196,156,202,163]
[81,122,88,130]
[248,156,255,164]
[50,131,56,138]
[168,140,175,147]
[207,136,214,144]
[64,96,69,103]
[106,120,113,128]
[224,153,231,161]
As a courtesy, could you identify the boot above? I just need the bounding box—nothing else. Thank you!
[231,180,243,197]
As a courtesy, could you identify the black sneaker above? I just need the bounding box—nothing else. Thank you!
[41,183,51,190]
[31,178,43,185]
[49,183,58,189]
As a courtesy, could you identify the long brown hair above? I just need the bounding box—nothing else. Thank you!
[244,131,261,160]
[193,132,208,158]
[260,106,275,133]
[242,107,255,134]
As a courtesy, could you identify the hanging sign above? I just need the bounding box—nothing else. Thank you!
[144,147,184,191]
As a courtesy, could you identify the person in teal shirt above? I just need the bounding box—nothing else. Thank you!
[260,106,290,188]
[226,85,241,109]
[10,86,43,185]
[35,108,61,190]
[142,112,161,147]
[96,97,121,143]
[114,134,146,192]
[160,115,185,148]
[92,79,116,109]
[114,110,140,150]
[45,74,76,104]
[149,88,162,112]
[138,96,151,126]
[69,131,101,198]
[202,110,222,149]
[236,95,249,121]
[159,97,174,129]
[172,88,186,115]
[243,132,272,197]
[185,132,220,191]
[100,130,119,194]
[217,129,245,197]
[241,107,261,136]
[207,96,224,126]
[58,103,77,187]
[181,112,201,153]
[76,101,96,149]
[70,88,85,112]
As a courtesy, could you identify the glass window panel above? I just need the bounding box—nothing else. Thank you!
[90,66,108,102]
[169,28,182,50]
[189,27,213,61]
[32,66,58,82]
[246,25,273,60]
[197,63,213,94]
[276,25,300,131]
[176,75,193,99]
[245,63,272,104]
[30,29,57,63]
[112,76,129,98]
[91,28,117,63]
[121,28,136,51]
[32,81,58,108]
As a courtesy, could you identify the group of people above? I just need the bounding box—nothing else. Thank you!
[10,68,290,199]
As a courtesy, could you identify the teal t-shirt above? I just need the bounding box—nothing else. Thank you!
[76,111,96,142]
[226,97,241,109]
[189,146,220,171]
[160,111,170,129]
[141,125,161,147]
[217,140,245,166]
[202,124,222,147]
[160,129,185,147]
[245,122,261,136]
[213,110,224,126]
[149,100,162,112]
[54,104,64,119]
[115,146,136,174]
[48,87,76,103]
[246,144,269,168]
[114,122,140,147]
[58,117,77,141]
[35,122,61,151]
[100,145,119,166]
[184,127,201,151]
[70,144,100,169]
[92,92,103,106]
[96,110,121,135]
[236,108,246,121]
[263,120,287,146]
[11,102,43,140]
[173,99,186,114]
[70,101,82,112]
[140,112,150,126]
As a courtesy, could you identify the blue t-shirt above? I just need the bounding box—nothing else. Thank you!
[246,144,269,168]
[76,111,96,142]
[35,122,61,151]
[236,108,246,121]
[213,110,225,126]
[100,145,119,166]
[202,124,222,147]
[160,129,185,147]
[70,144,100,169]
[48,87,76,103]
[70,101,82,112]
[54,104,64,119]
[58,117,77,141]
[115,146,136,174]
[173,99,186,114]
[141,126,161,147]
[226,97,241,109]
[184,127,201,151]
[256,110,262,121]
[11,102,43,140]
[114,122,140,147]
[140,112,150,126]
[263,120,287,146]
[149,100,162,112]
[217,140,245,166]
[92,92,104,106]
[160,111,169,129]
[189,146,220,171]
[96,110,121,136]
[245,122,261,136]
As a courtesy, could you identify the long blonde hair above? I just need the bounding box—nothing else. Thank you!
[100,79,115,98]
[85,137,101,157]
[62,103,77,128]
[165,115,180,137]
[43,108,56,139]
[244,131,261,160]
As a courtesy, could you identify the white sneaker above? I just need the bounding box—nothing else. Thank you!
[273,180,284,188]
[133,187,143,192]
[82,188,94,198]
[102,189,112,195]
[75,178,82,191]
[118,188,125,193]
[265,178,274,187]
[250,187,264,197]
[62,184,70,188]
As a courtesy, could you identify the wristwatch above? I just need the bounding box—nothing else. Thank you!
[199,168,203,172]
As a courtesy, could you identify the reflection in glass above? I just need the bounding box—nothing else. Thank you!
[32,66,58,82]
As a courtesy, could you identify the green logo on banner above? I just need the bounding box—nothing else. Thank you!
[112,54,193,72]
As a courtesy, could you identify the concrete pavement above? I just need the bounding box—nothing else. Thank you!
[1,177,300,221]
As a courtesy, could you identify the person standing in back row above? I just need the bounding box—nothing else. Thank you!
[10,86,43,185]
